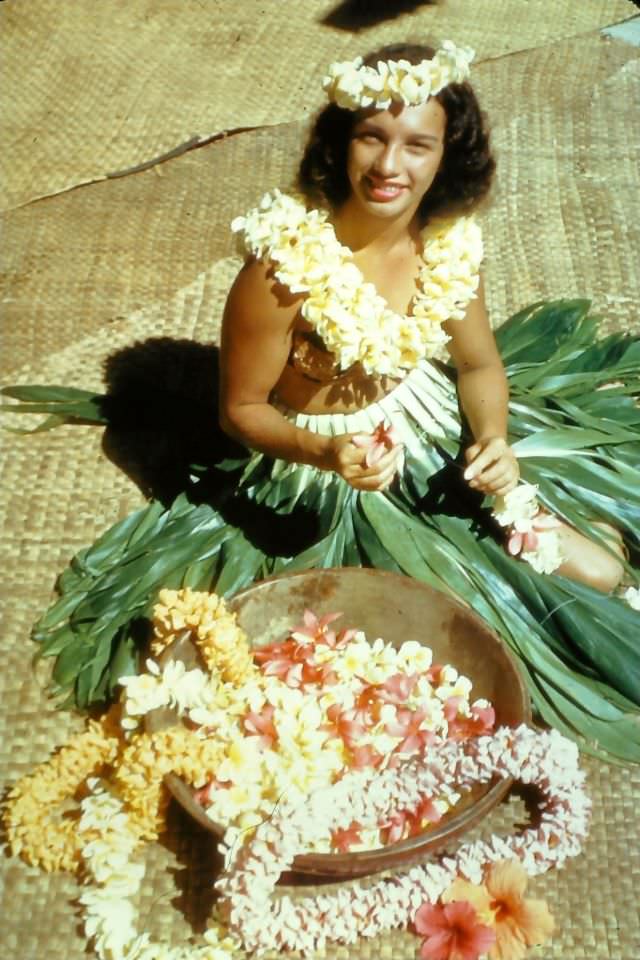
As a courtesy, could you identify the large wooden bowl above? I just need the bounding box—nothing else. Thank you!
[147,568,530,878]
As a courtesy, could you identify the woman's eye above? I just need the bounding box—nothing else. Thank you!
[357,132,381,143]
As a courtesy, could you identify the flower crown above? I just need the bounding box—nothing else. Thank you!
[322,40,475,111]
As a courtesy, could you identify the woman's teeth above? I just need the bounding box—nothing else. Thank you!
[367,180,404,200]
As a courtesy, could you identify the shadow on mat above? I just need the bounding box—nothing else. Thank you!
[321,0,436,31]
[100,336,323,557]
[100,337,240,504]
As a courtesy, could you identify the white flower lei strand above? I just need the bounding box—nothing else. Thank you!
[216,725,590,955]
[78,782,239,960]
[76,726,588,959]
[323,41,475,110]
[493,482,565,575]
[231,191,482,377]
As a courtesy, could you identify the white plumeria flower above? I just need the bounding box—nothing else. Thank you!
[493,483,540,529]
[622,586,640,611]
[522,531,565,575]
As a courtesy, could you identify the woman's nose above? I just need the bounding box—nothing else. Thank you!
[373,142,400,177]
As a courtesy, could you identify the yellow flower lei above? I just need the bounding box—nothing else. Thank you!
[4,589,254,871]
[232,190,483,376]
[151,587,257,684]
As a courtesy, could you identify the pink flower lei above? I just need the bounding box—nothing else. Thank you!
[215,724,590,955]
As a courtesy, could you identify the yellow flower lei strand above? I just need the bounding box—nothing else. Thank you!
[114,726,227,841]
[4,707,122,873]
[151,587,257,684]
[4,589,255,871]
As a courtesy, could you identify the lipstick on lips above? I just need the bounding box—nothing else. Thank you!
[365,177,406,202]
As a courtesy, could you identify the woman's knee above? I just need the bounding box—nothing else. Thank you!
[556,522,625,593]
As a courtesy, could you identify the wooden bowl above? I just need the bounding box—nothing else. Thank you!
[146,568,530,878]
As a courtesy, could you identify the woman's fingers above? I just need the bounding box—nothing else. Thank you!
[344,446,403,490]
[464,437,519,493]
[492,478,519,497]
[464,438,506,480]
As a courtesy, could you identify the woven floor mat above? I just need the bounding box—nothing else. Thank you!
[1,0,636,210]
[1,120,307,377]
[3,30,638,381]
[1,331,639,960]
[2,8,640,960]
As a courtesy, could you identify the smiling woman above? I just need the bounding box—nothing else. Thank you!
[6,41,640,765]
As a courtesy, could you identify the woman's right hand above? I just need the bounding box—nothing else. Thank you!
[320,433,403,491]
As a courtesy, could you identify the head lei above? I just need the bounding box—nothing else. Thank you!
[322,40,475,111]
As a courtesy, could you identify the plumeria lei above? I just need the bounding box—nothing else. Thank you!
[231,190,483,377]
[492,483,565,575]
[5,588,589,960]
[76,724,586,960]
[323,41,475,110]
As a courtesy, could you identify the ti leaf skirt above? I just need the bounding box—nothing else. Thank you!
[10,300,640,764]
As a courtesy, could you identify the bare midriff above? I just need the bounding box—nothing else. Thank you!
[271,325,402,414]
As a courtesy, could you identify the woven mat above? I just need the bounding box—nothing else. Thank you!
[3,31,639,381]
[1,0,636,210]
[2,10,640,960]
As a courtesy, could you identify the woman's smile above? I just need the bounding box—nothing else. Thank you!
[364,177,408,202]
[346,98,446,222]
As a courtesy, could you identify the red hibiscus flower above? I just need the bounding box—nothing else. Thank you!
[414,900,496,960]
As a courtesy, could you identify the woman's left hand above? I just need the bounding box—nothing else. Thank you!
[463,437,519,497]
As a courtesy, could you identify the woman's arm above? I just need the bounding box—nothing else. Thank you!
[444,275,519,496]
[219,259,401,490]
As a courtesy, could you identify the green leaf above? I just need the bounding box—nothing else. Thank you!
[512,427,625,456]
[1,385,103,402]
[497,300,593,364]
[4,414,67,434]
[109,632,140,693]
[51,634,93,687]
[215,530,265,597]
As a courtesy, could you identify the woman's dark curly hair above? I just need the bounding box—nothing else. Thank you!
[298,43,495,223]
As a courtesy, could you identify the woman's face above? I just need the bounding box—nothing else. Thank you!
[346,97,446,222]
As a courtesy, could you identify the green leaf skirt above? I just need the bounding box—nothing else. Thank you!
[5,301,640,763]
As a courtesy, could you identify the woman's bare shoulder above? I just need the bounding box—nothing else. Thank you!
[225,257,302,327]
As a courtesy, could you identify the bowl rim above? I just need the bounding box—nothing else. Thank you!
[150,567,532,877]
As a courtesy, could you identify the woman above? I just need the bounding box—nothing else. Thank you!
[221,41,624,590]
[9,42,640,762]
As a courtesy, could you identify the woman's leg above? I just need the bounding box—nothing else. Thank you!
[554,521,626,593]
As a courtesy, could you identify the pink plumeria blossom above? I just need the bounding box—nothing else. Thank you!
[330,820,363,853]
[386,707,433,755]
[352,420,401,467]
[349,743,385,769]
[193,778,228,806]
[444,696,465,723]
[290,609,344,647]
[377,672,420,705]
[445,701,496,742]
[243,704,278,749]
[380,796,443,844]
[323,704,367,748]
[253,634,336,688]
